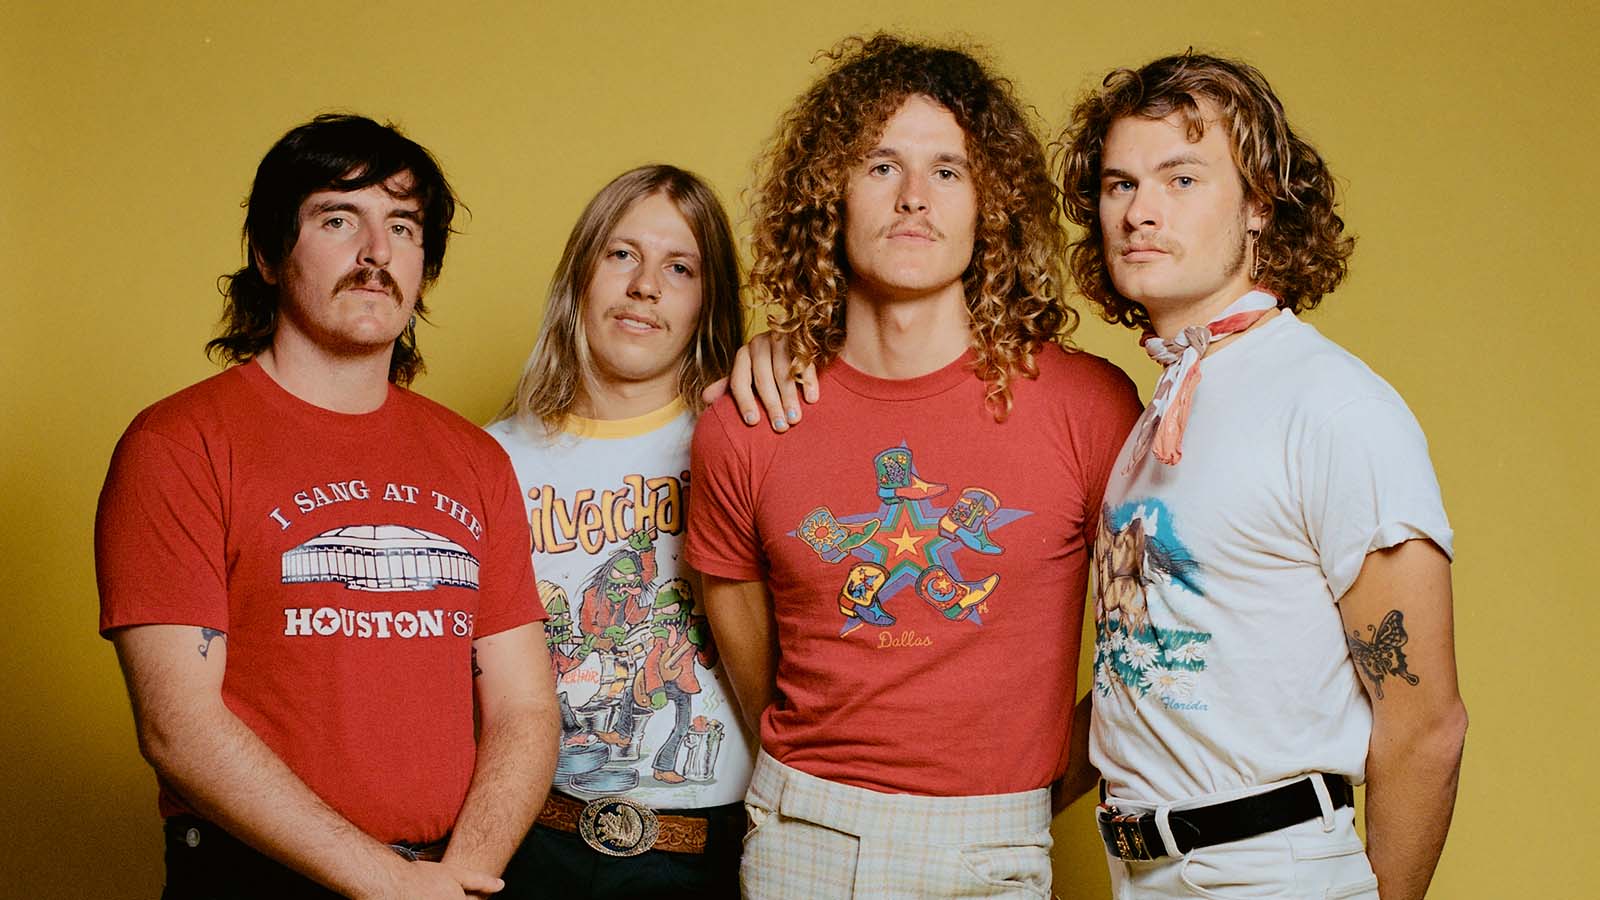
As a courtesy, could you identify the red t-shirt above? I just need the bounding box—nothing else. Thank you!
[96,361,541,842]
[687,346,1140,795]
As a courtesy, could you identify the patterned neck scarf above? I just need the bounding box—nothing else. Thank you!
[1126,290,1279,470]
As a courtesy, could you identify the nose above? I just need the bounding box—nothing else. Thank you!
[896,172,929,215]
[627,265,661,303]
[1123,185,1160,232]
[360,225,393,268]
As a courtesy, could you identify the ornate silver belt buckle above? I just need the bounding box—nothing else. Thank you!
[578,795,659,857]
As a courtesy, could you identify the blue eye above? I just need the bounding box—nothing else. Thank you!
[1174,176,1196,188]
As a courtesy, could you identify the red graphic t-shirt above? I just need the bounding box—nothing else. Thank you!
[687,346,1140,796]
[96,361,540,842]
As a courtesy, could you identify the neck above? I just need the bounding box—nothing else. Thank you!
[575,374,679,421]
[258,335,394,414]
[1145,278,1264,340]
[839,280,971,378]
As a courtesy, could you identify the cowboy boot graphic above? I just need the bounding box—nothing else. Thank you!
[838,562,894,630]
[796,507,881,563]
[874,447,947,504]
[914,565,999,621]
[939,487,1003,554]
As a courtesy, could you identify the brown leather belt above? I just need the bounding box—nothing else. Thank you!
[538,791,731,856]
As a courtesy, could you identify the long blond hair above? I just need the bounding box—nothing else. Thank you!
[501,165,744,433]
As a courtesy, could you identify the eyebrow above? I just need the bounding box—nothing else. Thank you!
[865,147,972,167]
[610,236,702,263]
[305,198,423,222]
[1101,154,1210,181]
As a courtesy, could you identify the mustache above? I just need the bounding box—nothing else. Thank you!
[604,304,665,330]
[1115,234,1177,255]
[333,266,400,301]
[881,218,945,240]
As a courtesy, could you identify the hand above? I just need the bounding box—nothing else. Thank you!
[701,331,818,431]
[363,858,504,900]
[626,528,655,553]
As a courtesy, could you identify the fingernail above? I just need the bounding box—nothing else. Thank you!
[774,420,788,432]
[743,411,758,425]
[786,408,800,423]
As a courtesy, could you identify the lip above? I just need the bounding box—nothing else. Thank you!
[613,311,662,332]
[1120,247,1168,262]
[887,228,935,242]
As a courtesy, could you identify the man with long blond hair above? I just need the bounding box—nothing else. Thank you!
[1055,53,1465,899]
[487,164,753,898]
[686,35,1141,898]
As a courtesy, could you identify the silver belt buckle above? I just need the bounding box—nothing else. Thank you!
[578,795,660,857]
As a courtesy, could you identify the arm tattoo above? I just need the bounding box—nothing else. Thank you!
[1346,609,1420,700]
[471,646,483,678]
[197,628,225,659]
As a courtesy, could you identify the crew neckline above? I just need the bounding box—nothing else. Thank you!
[236,359,400,429]
[563,397,688,440]
[824,349,977,402]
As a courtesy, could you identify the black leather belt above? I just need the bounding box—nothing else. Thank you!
[1097,774,1354,861]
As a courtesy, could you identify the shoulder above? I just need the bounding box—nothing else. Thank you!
[115,366,250,455]
[1031,344,1141,411]
[394,388,508,458]
[1263,318,1410,415]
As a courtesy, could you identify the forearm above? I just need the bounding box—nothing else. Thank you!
[1364,701,1468,900]
[1054,694,1099,814]
[140,700,404,898]
[703,579,777,736]
[442,700,559,874]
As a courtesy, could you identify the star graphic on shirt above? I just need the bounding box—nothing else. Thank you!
[888,523,927,558]
[316,610,338,631]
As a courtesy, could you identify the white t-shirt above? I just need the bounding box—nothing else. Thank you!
[488,401,755,808]
[1089,312,1452,803]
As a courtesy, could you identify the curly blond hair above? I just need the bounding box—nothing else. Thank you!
[749,34,1073,419]
[1057,51,1355,330]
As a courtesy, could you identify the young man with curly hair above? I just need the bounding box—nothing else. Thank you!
[686,35,1141,898]
[1054,53,1466,900]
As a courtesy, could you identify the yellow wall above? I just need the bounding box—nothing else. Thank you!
[2,1,1593,895]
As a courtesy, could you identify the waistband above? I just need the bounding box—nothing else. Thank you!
[747,750,1049,842]
[1103,771,1346,813]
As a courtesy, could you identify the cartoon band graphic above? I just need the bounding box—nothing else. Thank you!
[1093,499,1215,707]
[539,528,727,794]
[789,443,1031,638]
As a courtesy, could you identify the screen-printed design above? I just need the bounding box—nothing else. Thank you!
[281,524,479,592]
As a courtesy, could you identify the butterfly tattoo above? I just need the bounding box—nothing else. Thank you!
[1347,609,1420,700]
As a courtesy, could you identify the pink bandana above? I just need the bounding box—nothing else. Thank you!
[1126,290,1279,470]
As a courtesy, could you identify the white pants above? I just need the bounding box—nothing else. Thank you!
[1103,776,1378,900]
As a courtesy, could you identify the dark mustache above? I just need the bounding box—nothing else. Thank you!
[333,267,400,301]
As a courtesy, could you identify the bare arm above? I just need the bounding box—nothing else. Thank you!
[699,331,818,432]
[701,576,778,736]
[113,624,504,899]
[1053,694,1099,814]
[442,622,560,878]
[1338,540,1467,900]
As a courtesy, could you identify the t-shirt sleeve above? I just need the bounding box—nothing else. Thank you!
[96,425,229,635]
[1079,366,1144,535]
[471,450,543,639]
[1299,394,1454,601]
[686,405,765,582]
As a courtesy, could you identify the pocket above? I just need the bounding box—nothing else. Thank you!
[742,801,773,848]
[1287,830,1377,898]
[956,837,1052,899]
[1177,831,1295,900]
[1323,876,1379,900]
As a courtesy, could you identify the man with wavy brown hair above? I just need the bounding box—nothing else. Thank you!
[1055,52,1466,900]
[686,34,1141,898]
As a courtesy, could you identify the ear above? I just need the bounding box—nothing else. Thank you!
[251,243,277,286]
[1246,197,1269,234]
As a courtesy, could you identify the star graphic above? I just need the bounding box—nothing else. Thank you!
[888,524,926,558]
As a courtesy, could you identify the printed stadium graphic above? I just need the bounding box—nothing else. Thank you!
[281,525,480,592]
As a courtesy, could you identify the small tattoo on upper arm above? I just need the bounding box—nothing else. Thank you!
[471,647,483,678]
[197,628,225,659]
[1346,609,1420,700]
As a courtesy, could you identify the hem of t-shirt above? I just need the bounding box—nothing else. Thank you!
[471,607,544,640]
[825,349,976,402]
[561,398,688,440]
[99,610,229,638]
[682,549,764,584]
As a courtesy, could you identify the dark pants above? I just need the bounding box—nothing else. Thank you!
[499,802,742,900]
[160,817,342,900]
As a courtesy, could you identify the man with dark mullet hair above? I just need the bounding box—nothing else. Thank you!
[96,114,558,899]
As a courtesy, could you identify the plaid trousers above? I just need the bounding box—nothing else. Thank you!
[741,751,1053,900]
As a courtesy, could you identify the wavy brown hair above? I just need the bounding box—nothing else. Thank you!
[499,165,744,434]
[749,33,1072,418]
[1057,51,1355,331]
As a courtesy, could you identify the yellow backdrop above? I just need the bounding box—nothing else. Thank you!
[3,1,1593,896]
